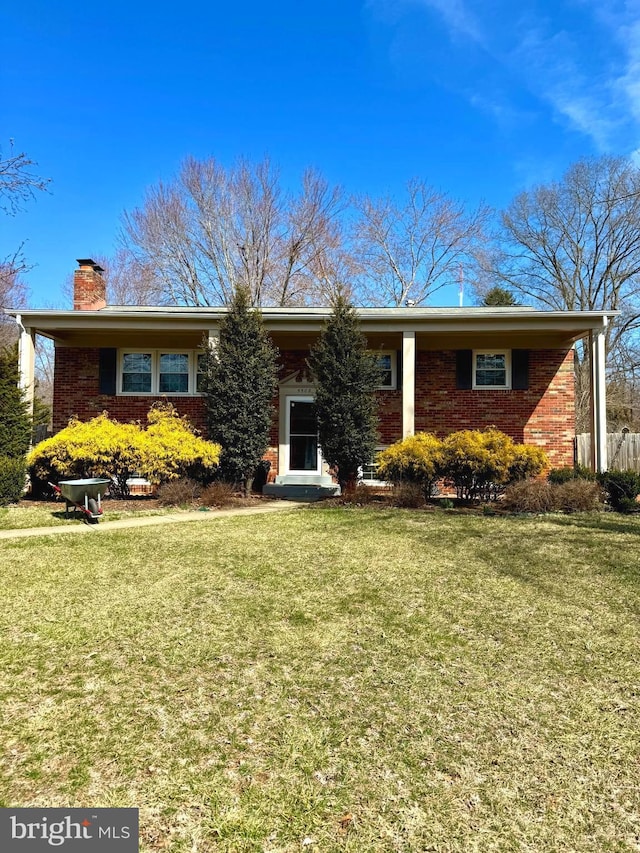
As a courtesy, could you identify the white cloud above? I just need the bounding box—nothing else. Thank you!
[415,0,485,45]
[366,0,640,153]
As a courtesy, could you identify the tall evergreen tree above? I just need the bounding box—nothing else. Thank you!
[199,288,278,495]
[309,296,380,491]
[0,345,31,458]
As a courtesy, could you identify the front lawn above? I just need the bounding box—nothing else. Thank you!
[1,508,639,851]
[0,500,171,530]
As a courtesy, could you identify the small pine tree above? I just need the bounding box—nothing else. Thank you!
[0,345,31,458]
[481,287,520,307]
[309,296,380,492]
[199,288,279,495]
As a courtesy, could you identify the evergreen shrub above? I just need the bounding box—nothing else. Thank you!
[548,465,596,484]
[0,346,31,459]
[0,456,27,505]
[547,466,577,485]
[596,469,640,512]
[199,288,278,495]
[309,296,381,491]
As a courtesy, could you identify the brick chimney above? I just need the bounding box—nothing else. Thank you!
[73,258,106,310]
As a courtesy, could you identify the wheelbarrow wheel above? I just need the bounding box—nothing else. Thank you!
[88,498,100,521]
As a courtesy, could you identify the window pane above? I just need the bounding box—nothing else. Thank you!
[361,462,379,481]
[376,354,393,387]
[476,370,505,387]
[159,353,189,393]
[123,353,151,373]
[160,353,189,373]
[289,401,317,434]
[122,372,152,393]
[290,435,318,470]
[159,373,189,393]
[196,353,207,392]
[476,353,507,387]
[122,353,152,393]
[477,353,505,371]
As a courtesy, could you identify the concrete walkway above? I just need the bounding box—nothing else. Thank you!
[0,501,307,540]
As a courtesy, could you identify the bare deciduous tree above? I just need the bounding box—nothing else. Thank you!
[490,157,640,323]
[62,250,166,308]
[352,178,490,306]
[483,155,640,429]
[121,156,347,307]
[0,140,51,216]
[101,249,165,306]
[0,262,28,348]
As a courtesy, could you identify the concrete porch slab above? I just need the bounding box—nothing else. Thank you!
[263,483,341,501]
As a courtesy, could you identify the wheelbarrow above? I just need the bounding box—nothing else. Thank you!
[49,478,111,522]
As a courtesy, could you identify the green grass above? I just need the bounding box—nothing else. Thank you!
[1,507,639,851]
[0,502,175,530]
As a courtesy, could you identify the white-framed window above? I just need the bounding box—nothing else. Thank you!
[119,349,200,395]
[196,352,208,393]
[375,351,397,390]
[121,351,153,393]
[473,350,511,389]
[359,448,389,486]
[159,352,190,393]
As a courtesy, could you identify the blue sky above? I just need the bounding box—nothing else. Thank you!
[3,0,640,308]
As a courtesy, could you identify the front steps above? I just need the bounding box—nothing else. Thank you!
[262,474,341,502]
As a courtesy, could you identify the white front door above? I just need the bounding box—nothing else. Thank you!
[286,396,321,475]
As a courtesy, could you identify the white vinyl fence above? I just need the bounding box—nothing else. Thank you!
[575,432,640,472]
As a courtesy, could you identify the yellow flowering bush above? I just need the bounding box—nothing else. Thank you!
[28,404,220,497]
[376,433,444,497]
[441,428,548,500]
[139,403,221,484]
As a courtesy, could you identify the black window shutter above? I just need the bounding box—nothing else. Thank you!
[512,349,529,390]
[396,349,402,390]
[98,348,117,395]
[456,350,473,389]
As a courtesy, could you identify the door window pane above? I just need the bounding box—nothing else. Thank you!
[289,401,318,471]
[289,400,317,433]
[290,435,318,470]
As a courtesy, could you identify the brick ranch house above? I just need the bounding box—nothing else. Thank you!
[9,259,614,480]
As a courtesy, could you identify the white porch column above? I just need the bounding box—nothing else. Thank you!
[589,320,608,472]
[402,331,416,438]
[208,328,220,350]
[17,316,36,417]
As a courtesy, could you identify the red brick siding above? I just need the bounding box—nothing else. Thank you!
[414,349,575,467]
[53,345,575,470]
[53,348,206,432]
